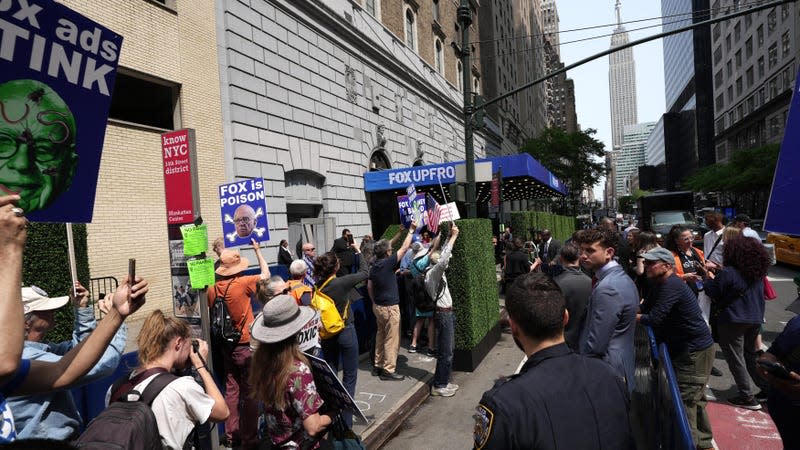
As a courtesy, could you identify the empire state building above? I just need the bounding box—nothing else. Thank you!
[608,0,638,151]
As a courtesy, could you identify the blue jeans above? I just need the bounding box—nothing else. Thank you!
[433,310,455,388]
[320,324,358,427]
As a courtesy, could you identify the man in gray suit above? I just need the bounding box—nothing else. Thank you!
[576,227,639,393]
[553,243,591,351]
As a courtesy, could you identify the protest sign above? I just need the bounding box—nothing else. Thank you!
[397,194,427,229]
[1,0,123,223]
[187,257,215,289]
[440,202,460,223]
[303,352,368,423]
[218,178,270,247]
[180,224,208,256]
[297,312,320,353]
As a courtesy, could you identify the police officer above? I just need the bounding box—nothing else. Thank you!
[473,273,632,450]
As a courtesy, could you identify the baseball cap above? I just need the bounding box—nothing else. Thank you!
[642,247,675,264]
[22,286,70,314]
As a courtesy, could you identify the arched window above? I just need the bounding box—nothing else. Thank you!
[434,39,444,74]
[457,61,463,92]
[432,0,440,22]
[405,8,417,51]
[369,150,391,171]
[473,76,480,95]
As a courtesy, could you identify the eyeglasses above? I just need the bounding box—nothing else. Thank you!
[304,247,315,252]
[280,287,291,295]
[234,217,253,224]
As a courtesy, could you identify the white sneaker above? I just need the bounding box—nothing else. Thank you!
[431,386,455,397]
[446,383,459,391]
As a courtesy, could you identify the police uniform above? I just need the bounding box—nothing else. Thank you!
[473,343,632,450]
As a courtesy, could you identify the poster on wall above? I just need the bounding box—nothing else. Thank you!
[0,0,123,222]
[218,178,270,247]
[171,275,200,319]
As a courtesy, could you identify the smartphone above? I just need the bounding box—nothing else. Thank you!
[128,258,136,285]
[347,234,354,245]
[191,339,199,354]
[758,360,793,380]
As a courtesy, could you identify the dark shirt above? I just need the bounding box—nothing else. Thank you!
[331,237,355,276]
[277,246,293,266]
[474,343,632,450]
[704,266,765,324]
[369,254,400,306]
[639,275,713,355]
[553,267,591,351]
[318,256,368,326]
[616,236,634,277]
[504,250,531,284]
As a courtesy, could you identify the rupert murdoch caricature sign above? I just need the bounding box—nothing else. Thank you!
[219,178,270,247]
[0,0,123,222]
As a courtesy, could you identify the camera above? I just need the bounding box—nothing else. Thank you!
[191,339,199,354]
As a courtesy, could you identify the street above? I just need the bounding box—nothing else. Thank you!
[381,263,800,450]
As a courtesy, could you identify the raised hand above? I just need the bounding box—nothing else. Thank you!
[111,275,149,318]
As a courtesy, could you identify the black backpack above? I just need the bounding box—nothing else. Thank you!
[74,369,177,450]
[211,280,241,349]
[411,267,445,313]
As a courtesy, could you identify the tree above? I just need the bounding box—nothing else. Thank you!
[618,195,635,214]
[520,127,607,216]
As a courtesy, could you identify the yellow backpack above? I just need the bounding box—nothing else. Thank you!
[311,276,349,339]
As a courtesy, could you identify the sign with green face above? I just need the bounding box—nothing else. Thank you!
[0,0,123,222]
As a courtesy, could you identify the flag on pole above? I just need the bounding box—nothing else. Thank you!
[427,193,443,234]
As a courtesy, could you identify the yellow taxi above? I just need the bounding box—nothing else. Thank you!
[767,233,800,267]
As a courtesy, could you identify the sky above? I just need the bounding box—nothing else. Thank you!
[555,0,667,200]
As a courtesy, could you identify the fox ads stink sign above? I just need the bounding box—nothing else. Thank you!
[0,0,123,222]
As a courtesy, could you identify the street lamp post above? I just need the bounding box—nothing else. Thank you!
[458,0,476,218]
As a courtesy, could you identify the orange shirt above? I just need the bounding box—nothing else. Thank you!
[672,248,705,277]
[208,274,261,344]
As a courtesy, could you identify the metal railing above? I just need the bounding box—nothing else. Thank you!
[88,276,118,319]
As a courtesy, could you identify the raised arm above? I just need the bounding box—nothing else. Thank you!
[388,225,406,247]
[190,339,229,422]
[395,222,418,260]
[0,195,26,385]
[252,238,271,280]
[12,276,148,395]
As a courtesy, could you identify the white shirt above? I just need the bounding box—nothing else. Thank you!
[742,227,761,241]
[703,228,724,264]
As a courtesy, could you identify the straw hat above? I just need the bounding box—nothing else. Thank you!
[216,249,250,276]
[251,295,316,344]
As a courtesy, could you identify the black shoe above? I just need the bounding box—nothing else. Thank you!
[379,371,405,381]
[371,367,382,376]
[728,395,762,410]
[755,390,769,402]
[710,366,723,377]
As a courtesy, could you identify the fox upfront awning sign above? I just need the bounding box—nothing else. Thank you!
[0,0,123,223]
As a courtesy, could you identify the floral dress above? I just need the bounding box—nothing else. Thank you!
[259,360,324,449]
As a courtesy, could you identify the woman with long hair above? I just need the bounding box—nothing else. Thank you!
[634,231,659,277]
[705,235,771,410]
[250,296,335,449]
[109,310,228,449]
[312,247,367,428]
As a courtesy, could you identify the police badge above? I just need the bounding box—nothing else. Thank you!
[473,404,494,449]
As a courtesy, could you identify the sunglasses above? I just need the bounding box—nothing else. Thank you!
[281,287,291,295]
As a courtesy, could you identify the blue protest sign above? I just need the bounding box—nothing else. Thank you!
[406,183,417,202]
[219,178,270,247]
[0,0,123,223]
[397,194,426,229]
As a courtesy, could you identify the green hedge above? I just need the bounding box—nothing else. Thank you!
[508,211,576,243]
[22,223,91,343]
[379,224,408,253]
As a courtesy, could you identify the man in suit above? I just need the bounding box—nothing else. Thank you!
[553,243,591,351]
[575,227,639,393]
[331,228,356,277]
[540,229,562,270]
[277,239,294,267]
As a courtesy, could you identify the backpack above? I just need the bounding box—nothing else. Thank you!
[74,369,177,450]
[210,280,242,349]
[311,276,348,340]
[411,267,445,313]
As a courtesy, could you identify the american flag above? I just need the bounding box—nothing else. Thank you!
[427,193,443,233]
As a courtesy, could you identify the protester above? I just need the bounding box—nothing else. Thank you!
[301,243,316,287]
[575,227,639,392]
[756,313,800,448]
[287,260,313,306]
[9,283,127,440]
[408,241,436,356]
[731,214,761,241]
[664,225,711,325]
[474,273,632,449]
[249,296,336,450]
[422,225,460,397]
[703,212,725,271]
[503,238,538,292]
[277,239,294,267]
[705,235,771,409]
[256,275,320,357]
[330,229,356,277]
[207,238,269,449]
[106,311,228,449]
[313,245,367,427]
[256,276,290,304]
[637,247,715,450]
[368,222,416,381]
[552,243,591,351]
[600,217,633,275]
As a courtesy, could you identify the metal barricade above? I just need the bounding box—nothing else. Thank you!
[88,276,118,319]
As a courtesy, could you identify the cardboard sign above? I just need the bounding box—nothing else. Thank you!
[397,194,427,229]
[304,352,368,424]
[0,0,123,222]
[219,178,269,247]
[440,202,460,223]
[297,313,320,353]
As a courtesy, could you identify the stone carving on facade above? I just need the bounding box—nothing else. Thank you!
[376,123,387,149]
[345,65,357,103]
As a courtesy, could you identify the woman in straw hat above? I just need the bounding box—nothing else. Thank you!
[249,295,337,449]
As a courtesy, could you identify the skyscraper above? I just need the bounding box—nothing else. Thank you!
[608,0,638,150]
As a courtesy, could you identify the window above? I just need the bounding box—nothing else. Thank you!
[758,56,765,77]
[768,8,776,34]
[746,66,754,87]
[736,76,743,96]
[713,23,721,41]
[745,13,752,29]
[727,85,733,103]
[109,70,180,130]
[365,0,376,16]
[734,22,741,42]
[726,59,733,77]
[715,94,725,111]
[473,76,480,95]
[770,116,780,137]
[432,0,440,23]
[735,50,742,68]
[404,7,417,51]
[757,25,764,46]
[769,78,778,97]
[457,61,463,92]
[768,43,778,68]
[725,34,731,52]
[715,69,724,88]
[434,39,444,75]
[747,96,754,115]
[714,45,722,64]
[781,4,790,21]
[745,37,753,58]
[759,87,765,105]
[782,31,791,57]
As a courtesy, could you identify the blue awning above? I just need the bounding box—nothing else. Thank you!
[362,153,567,200]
